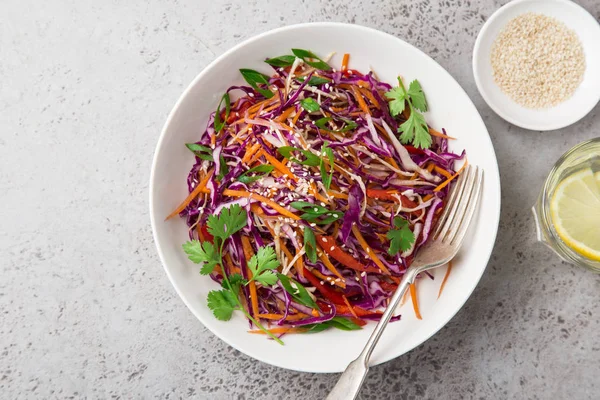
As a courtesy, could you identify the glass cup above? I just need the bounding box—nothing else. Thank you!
[532,138,600,272]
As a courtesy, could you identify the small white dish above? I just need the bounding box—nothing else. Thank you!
[473,0,600,131]
[150,22,501,373]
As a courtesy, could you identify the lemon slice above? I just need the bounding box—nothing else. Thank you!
[550,169,600,261]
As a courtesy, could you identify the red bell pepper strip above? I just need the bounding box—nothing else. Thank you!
[365,189,418,208]
[316,235,381,274]
[304,269,346,305]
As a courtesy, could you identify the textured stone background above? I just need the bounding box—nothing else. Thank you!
[2,0,600,399]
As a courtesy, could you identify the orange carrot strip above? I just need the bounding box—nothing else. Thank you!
[165,169,213,220]
[350,85,371,115]
[437,261,453,299]
[341,53,350,72]
[292,110,302,125]
[434,160,468,192]
[351,225,391,275]
[248,327,304,335]
[318,251,344,279]
[311,269,346,289]
[277,106,296,122]
[359,87,379,109]
[242,143,261,164]
[409,282,422,320]
[295,246,305,278]
[327,191,349,200]
[429,128,456,140]
[259,150,298,182]
[433,165,453,179]
[342,296,359,319]
[223,189,300,220]
[241,237,260,317]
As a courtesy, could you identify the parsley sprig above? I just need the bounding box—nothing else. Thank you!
[386,216,416,256]
[183,204,284,344]
[385,78,432,149]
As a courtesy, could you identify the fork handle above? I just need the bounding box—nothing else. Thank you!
[326,267,419,400]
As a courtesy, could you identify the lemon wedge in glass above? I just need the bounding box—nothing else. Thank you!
[550,169,600,261]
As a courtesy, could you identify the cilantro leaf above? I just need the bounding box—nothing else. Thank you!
[223,273,246,294]
[207,289,238,321]
[182,240,221,275]
[300,98,320,112]
[398,110,432,149]
[386,216,415,256]
[206,204,248,243]
[277,274,318,309]
[384,86,407,117]
[247,246,280,286]
[407,79,428,112]
[303,227,318,263]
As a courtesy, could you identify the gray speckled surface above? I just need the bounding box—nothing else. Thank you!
[1,0,600,398]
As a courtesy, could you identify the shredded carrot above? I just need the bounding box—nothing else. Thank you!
[257,313,310,321]
[241,237,260,317]
[351,225,391,275]
[311,269,346,288]
[165,169,213,220]
[429,128,456,140]
[259,150,298,182]
[250,204,264,215]
[248,327,304,335]
[318,252,344,280]
[358,87,379,109]
[309,182,329,203]
[277,106,296,122]
[409,282,422,320]
[241,143,261,164]
[437,261,453,299]
[434,160,468,192]
[400,288,410,306]
[433,165,453,179]
[426,163,435,173]
[292,109,302,125]
[342,296,359,319]
[295,246,305,278]
[224,189,300,220]
[350,85,371,115]
[341,53,350,72]
[327,191,349,200]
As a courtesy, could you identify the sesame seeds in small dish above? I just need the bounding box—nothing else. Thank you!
[473,0,600,131]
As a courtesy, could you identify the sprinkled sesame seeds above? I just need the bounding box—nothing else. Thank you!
[330,246,335,251]
[491,12,585,109]
[322,237,328,243]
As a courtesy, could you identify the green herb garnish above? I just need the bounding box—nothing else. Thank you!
[320,142,334,191]
[277,273,318,309]
[264,55,296,67]
[185,143,213,161]
[291,49,332,71]
[213,92,231,133]
[300,98,320,112]
[278,146,321,167]
[297,76,331,86]
[237,165,275,184]
[314,117,357,133]
[183,205,283,344]
[304,317,363,333]
[247,246,279,286]
[303,227,318,263]
[386,216,416,256]
[385,78,431,149]
[290,201,343,225]
[239,68,274,99]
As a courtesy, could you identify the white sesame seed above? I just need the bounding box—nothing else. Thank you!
[310,223,316,227]
[322,237,328,243]
[248,93,254,97]
[320,281,325,285]
[330,246,335,251]
[320,202,326,207]
[360,271,366,277]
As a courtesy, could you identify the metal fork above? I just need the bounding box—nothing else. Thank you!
[326,165,483,400]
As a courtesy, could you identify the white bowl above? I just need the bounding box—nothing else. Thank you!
[473,0,600,131]
[150,22,501,373]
